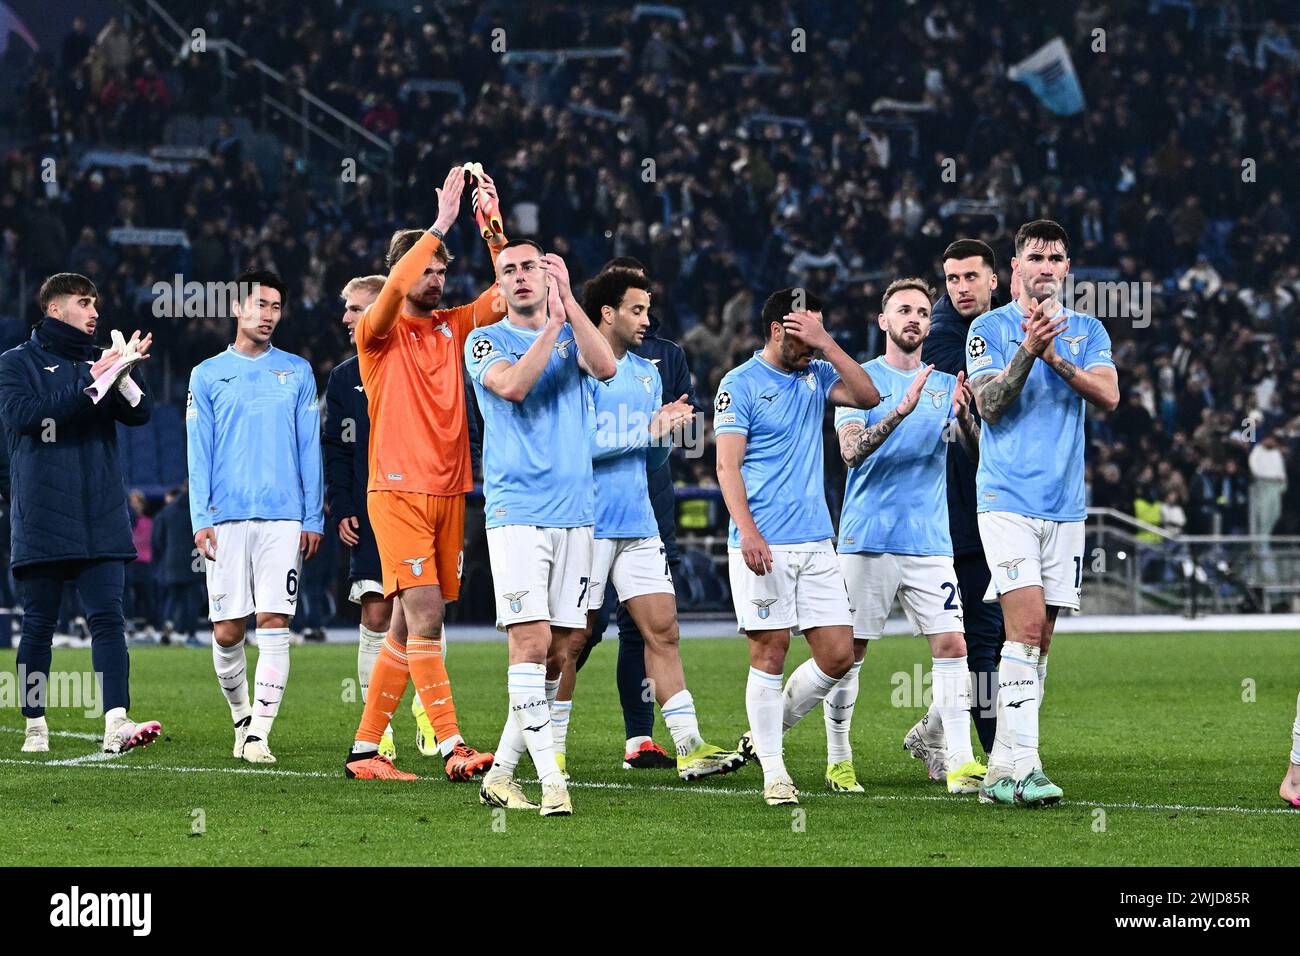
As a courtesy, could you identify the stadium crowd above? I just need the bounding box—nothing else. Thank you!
[2,0,1299,630]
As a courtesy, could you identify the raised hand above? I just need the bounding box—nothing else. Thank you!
[896,364,935,416]
[951,369,974,419]
[540,253,572,300]
[433,166,465,234]
[546,270,565,325]
[1021,298,1068,357]
[649,393,693,438]
[780,310,832,351]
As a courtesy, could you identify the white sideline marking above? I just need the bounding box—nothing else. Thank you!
[0,726,102,742]
[0,756,1294,816]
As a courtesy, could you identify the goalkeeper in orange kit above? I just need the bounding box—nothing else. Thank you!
[343,165,509,781]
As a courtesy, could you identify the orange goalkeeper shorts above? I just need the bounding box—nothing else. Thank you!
[366,490,465,601]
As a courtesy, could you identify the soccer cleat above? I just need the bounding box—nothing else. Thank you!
[947,759,988,794]
[240,735,276,764]
[979,774,1017,805]
[378,726,396,762]
[763,776,800,806]
[103,719,162,754]
[344,750,417,781]
[622,740,676,769]
[479,771,539,810]
[232,715,251,758]
[21,726,49,753]
[539,782,573,817]
[1013,769,1063,808]
[677,743,745,781]
[444,742,494,781]
[903,723,948,782]
[555,751,569,779]
[825,760,864,793]
[737,731,757,764]
[412,698,439,757]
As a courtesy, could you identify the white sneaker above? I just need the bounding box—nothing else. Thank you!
[233,716,251,758]
[21,726,49,753]
[103,718,162,754]
[241,736,276,764]
[903,720,947,782]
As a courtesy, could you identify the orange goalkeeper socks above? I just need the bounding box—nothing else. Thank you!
[355,636,408,746]
[407,635,461,749]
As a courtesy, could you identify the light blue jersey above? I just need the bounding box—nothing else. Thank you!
[466,319,593,529]
[966,301,1114,521]
[186,345,324,534]
[586,351,664,539]
[714,353,841,548]
[835,358,956,556]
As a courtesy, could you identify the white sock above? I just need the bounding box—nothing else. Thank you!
[824,660,862,764]
[932,656,975,770]
[986,676,1012,780]
[509,663,562,785]
[661,689,704,755]
[248,628,291,740]
[212,637,251,723]
[551,700,573,755]
[104,706,127,731]
[782,658,841,731]
[490,708,527,777]
[1037,654,1049,706]
[357,625,385,703]
[26,716,48,733]
[746,666,787,785]
[545,678,560,706]
[626,735,650,752]
[1291,692,1300,766]
[998,641,1041,779]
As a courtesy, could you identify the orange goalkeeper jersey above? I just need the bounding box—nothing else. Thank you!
[355,231,505,496]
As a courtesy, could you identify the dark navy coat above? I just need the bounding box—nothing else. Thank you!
[151,490,204,586]
[0,319,152,571]
[323,355,380,582]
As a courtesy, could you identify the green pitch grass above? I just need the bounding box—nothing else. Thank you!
[1,631,1296,866]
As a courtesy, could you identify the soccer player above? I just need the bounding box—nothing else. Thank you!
[965,220,1119,806]
[342,165,506,781]
[556,255,697,772]
[914,238,1007,768]
[560,266,742,780]
[827,278,985,795]
[1,273,161,754]
[467,241,617,816]
[1283,692,1300,807]
[187,268,324,765]
[717,287,880,805]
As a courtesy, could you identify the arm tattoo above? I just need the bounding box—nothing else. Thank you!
[1050,356,1078,381]
[970,347,1035,424]
[839,410,903,468]
[956,414,980,462]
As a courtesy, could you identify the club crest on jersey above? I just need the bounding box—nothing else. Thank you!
[434,321,452,339]
[271,369,294,385]
[925,387,945,408]
[637,375,654,393]
[968,335,987,358]
[751,598,778,620]
[211,593,227,613]
[1062,334,1086,356]
[999,558,1025,580]
[715,390,732,412]
[802,372,816,391]
[403,556,428,578]
[554,338,573,358]
[504,591,528,614]
[470,337,494,361]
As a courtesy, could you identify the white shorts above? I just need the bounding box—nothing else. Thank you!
[977,511,1084,610]
[840,552,964,640]
[348,579,384,605]
[487,525,594,630]
[204,519,303,621]
[589,534,675,609]
[727,540,852,634]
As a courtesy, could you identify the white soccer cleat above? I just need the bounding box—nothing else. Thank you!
[903,720,948,782]
[21,726,49,753]
[232,716,251,758]
[103,718,162,754]
[240,736,277,764]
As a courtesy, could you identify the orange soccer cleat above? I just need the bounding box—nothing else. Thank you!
[444,742,494,782]
[622,740,676,770]
[344,750,418,781]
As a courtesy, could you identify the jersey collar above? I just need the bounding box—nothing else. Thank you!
[228,344,275,362]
